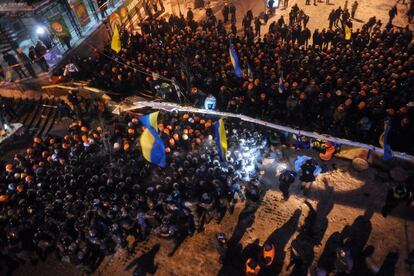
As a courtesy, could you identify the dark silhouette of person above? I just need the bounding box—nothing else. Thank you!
[125,244,160,275]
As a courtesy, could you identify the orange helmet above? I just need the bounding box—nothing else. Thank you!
[169,138,175,146]
[0,195,9,203]
[123,143,130,151]
[81,126,88,132]
[16,185,24,193]
[128,128,135,135]
[59,159,65,165]
[82,135,88,142]
[5,164,13,173]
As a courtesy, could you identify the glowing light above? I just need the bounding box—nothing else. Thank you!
[36,26,45,35]
[204,95,216,110]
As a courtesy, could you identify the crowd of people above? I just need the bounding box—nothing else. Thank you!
[1,41,50,81]
[0,106,285,273]
[0,104,413,274]
[1,1,414,275]
[69,3,414,155]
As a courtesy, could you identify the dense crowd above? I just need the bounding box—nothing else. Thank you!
[1,2,414,275]
[0,109,279,273]
[70,4,414,154]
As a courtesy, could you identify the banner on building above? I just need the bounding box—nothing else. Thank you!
[70,0,91,27]
[108,0,142,31]
[49,16,72,39]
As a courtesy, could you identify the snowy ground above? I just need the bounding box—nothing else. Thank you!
[168,0,413,33]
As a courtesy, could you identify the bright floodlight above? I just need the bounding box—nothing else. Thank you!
[36,26,45,35]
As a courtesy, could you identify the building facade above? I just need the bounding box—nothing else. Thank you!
[0,0,129,54]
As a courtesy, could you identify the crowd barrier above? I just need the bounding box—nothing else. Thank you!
[128,101,414,162]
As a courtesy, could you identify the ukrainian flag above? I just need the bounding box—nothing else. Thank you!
[139,112,166,167]
[247,63,254,82]
[229,42,242,78]
[214,118,228,161]
[111,25,122,53]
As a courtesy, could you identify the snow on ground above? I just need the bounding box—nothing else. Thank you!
[168,0,413,33]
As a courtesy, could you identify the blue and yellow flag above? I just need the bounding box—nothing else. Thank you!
[247,63,254,82]
[381,120,392,160]
[111,25,122,53]
[139,112,166,167]
[345,25,352,41]
[214,118,228,161]
[229,42,242,78]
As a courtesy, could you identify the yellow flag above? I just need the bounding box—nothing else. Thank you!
[345,25,352,41]
[111,25,121,53]
[149,111,159,132]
